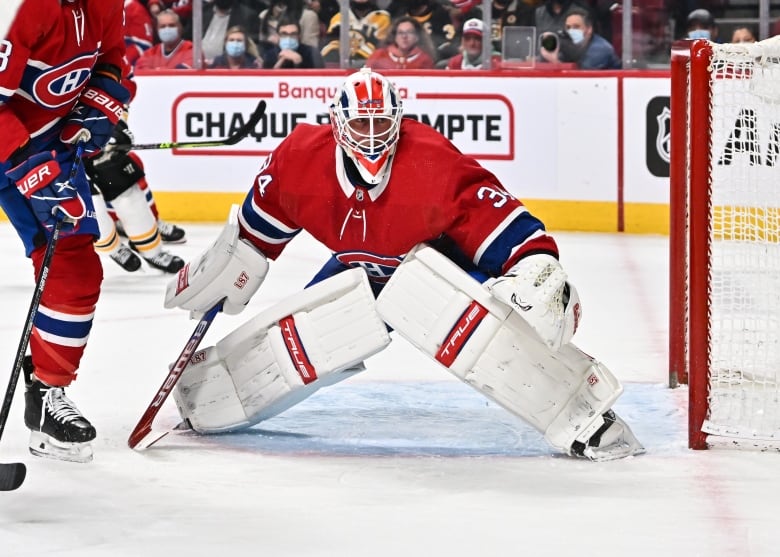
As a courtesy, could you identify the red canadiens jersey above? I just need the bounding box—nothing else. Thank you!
[365,45,435,70]
[0,0,126,162]
[124,0,154,67]
[239,119,558,285]
[134,40,199,70]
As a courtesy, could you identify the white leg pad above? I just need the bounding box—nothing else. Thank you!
[376,245,623,454]
[173,268,390,433]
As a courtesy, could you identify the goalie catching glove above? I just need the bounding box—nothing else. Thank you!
[165,205,268,317]
[486,254,581,351]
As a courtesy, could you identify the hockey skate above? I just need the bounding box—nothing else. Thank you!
[109,243,142,272]
[116,219,186,244]
[158,220,186,244]
[141,249,185,273]
[23,357,96,463]
[570,410,645,462]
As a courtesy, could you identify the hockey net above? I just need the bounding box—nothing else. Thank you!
[670,37,780,450]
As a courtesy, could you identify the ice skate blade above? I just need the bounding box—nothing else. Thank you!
[580,416,645,462]
[29,431,94,464]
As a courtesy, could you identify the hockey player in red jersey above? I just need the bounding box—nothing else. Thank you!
[0,0,130,462]
[164,69,644,461]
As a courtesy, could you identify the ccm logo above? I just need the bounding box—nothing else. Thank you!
[587,373,599,386]
[83,87,124,120]
[234,271,249,289]
[15,161,58,195]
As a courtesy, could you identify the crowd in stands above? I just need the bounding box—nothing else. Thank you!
[127,1,776,72]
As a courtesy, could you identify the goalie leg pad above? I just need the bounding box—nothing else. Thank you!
[174,268,390,433]
[377,245,642,458]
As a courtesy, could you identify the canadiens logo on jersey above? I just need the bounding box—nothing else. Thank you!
[335,251,404,283]
[24,52,98,109]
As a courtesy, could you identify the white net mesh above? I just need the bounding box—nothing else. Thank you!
[703,37,780,441]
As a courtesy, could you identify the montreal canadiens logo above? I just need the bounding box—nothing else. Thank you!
[31,53,97,109]
[335,251,403,283]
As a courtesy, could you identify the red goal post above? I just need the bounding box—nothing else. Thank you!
[670,38,780,450]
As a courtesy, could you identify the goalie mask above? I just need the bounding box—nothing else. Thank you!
[329,68,403,185]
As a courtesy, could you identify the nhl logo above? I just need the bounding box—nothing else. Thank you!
[646,96,670,177]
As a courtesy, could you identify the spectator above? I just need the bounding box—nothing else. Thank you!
[124,0,155,68]
[534,0,588,52]
[284,0,322,49]
[540,7,620,69]
[262,16,325,67]
[731,25,756,44]
[443,18,500,69]
[136,10,204,69]
[464,0,535,56]
[310,0,339,41]
[394,0,460,64]
[147,0,193,28]
[186,0,260,64]
[365,16,436,69]
[686,8,718,42]
[320,0,391,68]
[258,0,287,50]
[210,25,263,68]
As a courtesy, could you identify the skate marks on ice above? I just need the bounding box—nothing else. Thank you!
[164,381,686,458]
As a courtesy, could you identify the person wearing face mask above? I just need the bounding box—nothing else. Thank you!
[534,0,587,40]
[686,9,719,43]
[186,0,260,64]
[210,26,263,68]
[263,16,324,68]
[540,8,619,69]
[136,10,204,69]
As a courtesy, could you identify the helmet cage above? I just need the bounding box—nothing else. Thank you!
[330,69,403,183]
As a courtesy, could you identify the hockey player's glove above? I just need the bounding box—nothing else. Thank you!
[486,254,582,351]
[6,150,87,232]
[60,76,131,156]
[105,119,134,153]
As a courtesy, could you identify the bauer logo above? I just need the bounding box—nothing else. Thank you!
[646,96,670,177]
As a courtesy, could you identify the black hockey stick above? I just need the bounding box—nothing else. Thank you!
[128,298,224,450]
[0,142,85,492]
[126,99,266,151]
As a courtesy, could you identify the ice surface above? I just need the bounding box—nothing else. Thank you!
[1,224,778,557]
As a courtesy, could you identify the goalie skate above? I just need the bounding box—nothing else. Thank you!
[571,410,644,462]
[24,358,96,464]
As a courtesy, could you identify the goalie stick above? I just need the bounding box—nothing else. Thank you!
[0,142,86,492]
[128,299,224,450]
[125,99,266,151]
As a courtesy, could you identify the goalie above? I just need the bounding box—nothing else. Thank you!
[164,68,644,461]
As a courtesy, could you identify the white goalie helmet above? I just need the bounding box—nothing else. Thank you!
[329,68,403,185]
